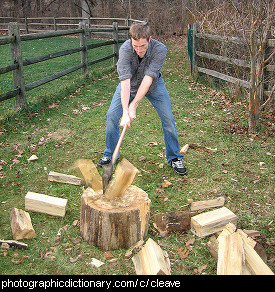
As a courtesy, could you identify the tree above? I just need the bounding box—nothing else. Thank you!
[228,0,274,132]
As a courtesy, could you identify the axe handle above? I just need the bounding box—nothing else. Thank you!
[112,124,127,165]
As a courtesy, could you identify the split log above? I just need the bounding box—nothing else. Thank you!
[0,239,28,249]
[189,197,225,211]
[207,224,271,275]
[104,158,139,199]
[191,207,237,238]
[217,222,236,240]
[217,232,244,275]
[132,238,171,275]
[9,208,36,240]
[48,171,82,186]
[206,235,219,260]
[80,185,151,250]
[153,211,191,233]
[74,159,102,192]
[180,144,189,154]
[237,229,274,275]
[25,192,67,217]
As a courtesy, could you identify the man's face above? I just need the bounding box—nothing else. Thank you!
[131,37,151,58]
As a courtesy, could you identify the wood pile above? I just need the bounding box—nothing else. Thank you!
[207,223,274,275]
[151,196,274,275]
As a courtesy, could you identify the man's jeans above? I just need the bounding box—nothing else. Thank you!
[103,76,183,164]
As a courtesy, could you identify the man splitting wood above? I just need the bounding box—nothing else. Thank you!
[98,23,186,176]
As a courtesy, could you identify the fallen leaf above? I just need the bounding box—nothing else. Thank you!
[70,254,84,263]
[156,188,165,193]
[146,141,158,146]
[102,251,113,259]
[11,158,20,164]
[11,257,23,265]
[162,180,172,188]
[138,156,146,162]
[177,246,189,260]
[198,264,208,273]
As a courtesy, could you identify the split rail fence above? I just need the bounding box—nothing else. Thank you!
[188,23,275,101]
[0,16,142,36]
[0,19,145,109]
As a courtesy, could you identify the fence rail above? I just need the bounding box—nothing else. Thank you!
[188,23,274,99]
[0,16,145,35]
[0,20,142,108]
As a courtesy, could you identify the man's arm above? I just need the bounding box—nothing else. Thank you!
[129,75,153,120]
[120,78,131,128]
[120,75,153,128]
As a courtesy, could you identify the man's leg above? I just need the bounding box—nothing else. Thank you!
[146,77,185,171]
[102,83,123,160]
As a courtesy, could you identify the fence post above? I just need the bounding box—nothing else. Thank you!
[53,17,57,31]
[24,17,29,33]
[8,22,27,109]
[113,22,119,65]
[192,23,200,78]
[126,16,130,39]
[79,22,88,74]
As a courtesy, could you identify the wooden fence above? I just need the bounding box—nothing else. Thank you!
[0,21,138,109]
[188,23,275,100]
[0,16,145,37]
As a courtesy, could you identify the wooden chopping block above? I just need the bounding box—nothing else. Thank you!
[80,185,151,250]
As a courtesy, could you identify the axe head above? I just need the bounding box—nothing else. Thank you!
[102,163,114,193]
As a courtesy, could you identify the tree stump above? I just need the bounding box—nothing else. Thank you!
[80,185,151,250]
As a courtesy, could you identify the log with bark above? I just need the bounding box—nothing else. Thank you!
[80,185,151,250]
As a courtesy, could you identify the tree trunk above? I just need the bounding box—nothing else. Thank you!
[80,185,151,250]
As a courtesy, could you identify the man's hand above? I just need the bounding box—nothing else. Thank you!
[129,102,137,120]
[120,111,131,128]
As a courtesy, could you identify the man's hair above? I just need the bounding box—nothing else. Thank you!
[129,23,151,41]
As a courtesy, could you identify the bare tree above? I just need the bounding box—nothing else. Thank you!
[228,0,274,132]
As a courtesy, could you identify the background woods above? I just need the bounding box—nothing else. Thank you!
[0,0,274,131]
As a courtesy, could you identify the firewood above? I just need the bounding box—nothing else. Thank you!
[180,144,189,154]
[125,240,145,259]
[48,171,82,186]
[80,185,150,250]
[0,239,28,249]
[217,232,244,275]
[191,207,238,238]
[104,158,139,199]
[207,225,271,275]
[9,208,36,240]
[217,222,237,240]
[153,211,191,233]
[189,197,225,211]
[132,238,171,275]
[206,235,219,260]
[74,159,102,192]
[237,229,274,275]
[25,192,67,217]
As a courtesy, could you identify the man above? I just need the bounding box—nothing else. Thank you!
[98,23,186,175]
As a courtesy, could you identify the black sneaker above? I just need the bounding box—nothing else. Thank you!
[169,158,187,175]
[97,157,111,167]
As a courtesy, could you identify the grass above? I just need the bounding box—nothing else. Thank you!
[0,36,274,276]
